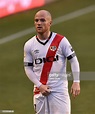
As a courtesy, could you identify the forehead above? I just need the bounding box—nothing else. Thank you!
[35,12,50,19]
[35,14,46,19]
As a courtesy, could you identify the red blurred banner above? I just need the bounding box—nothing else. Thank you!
[0,0,45,18]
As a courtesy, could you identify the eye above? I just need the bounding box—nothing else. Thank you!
[40,19,46,22]
[34,18,46,22]
[35,19,39,22]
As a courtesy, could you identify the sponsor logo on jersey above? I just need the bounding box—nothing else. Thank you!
[35,55,59,64]
[34,49,39,54]
[50,46,57,51]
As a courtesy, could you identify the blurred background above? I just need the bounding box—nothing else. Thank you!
[0,0,95,114]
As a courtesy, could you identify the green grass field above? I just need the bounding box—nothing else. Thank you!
[0,0,95,114]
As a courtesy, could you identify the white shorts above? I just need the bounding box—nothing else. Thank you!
[33,91,71,114]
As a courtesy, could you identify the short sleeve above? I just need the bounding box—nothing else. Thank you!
[24,42,33,66]
[61,37,75,60]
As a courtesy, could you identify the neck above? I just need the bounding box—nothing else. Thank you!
[37,31,51,40]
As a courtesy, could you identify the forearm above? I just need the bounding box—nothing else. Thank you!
[24,67,42,87]
[69,56,80,82]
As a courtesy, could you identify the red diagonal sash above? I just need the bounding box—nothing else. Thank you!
[40,34,64,85]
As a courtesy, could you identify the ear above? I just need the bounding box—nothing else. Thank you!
[50,20,52,26]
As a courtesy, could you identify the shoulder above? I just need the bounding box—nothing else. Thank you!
[54,32,69,44]
[57,35,72,51]
[24,36,36,52]
[52,32,70,45]
[53,32,64,38]
[24,36,36,48]
[61,36,70,44]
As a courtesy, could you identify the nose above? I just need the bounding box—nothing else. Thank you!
[38,22,41,25]
[37,20,41,24]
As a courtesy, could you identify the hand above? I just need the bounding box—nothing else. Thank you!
[71,82,80,98]
[39,84,51,96]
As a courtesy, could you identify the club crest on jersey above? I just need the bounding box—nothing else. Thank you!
[50,46,57,51]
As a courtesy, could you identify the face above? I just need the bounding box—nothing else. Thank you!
[34,11,52,34]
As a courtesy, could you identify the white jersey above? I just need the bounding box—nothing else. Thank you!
[24,32,75,92]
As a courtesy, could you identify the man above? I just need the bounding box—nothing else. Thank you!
[24,10,80,114]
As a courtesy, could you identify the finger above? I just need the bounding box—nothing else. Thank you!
[46,90,51,95]
[75,90,80,96]
[71,88,76,98]
[72,90,80,98]
[72,90,76,98]
[42,90,51,96]
[42,92,50,96]
[47,89,49,92]
[42,92,47,96]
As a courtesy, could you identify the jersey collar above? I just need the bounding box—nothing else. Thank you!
[36,32,52,45]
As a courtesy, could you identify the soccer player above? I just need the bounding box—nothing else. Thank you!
[24,10,80,114]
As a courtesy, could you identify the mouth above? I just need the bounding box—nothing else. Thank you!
[37,26,42,29]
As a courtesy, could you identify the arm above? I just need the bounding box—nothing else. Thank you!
[24,67,51,95]
[69,56,80,98]
[24,66,42,87]
[61,37,80,98]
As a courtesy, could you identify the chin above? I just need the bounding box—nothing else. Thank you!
[37,31,44,34]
